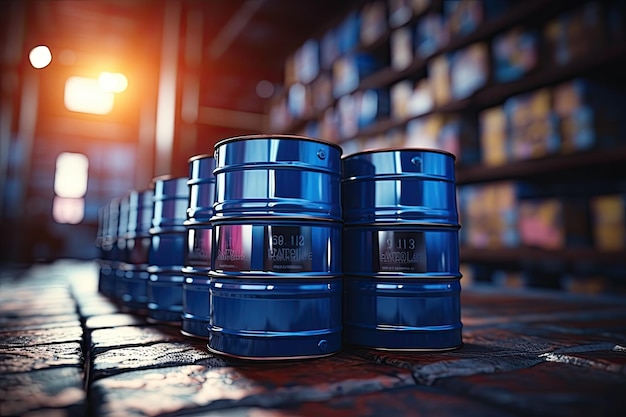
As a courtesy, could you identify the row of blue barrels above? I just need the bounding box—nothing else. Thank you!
[95,134,462,360]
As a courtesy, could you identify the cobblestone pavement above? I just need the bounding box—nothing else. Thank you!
[1,259,626,416]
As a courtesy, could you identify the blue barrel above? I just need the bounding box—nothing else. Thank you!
[147,176,189,324]
[208,134,343,359]
[341,148,462,351]
[99,197,120,299]
[181,154,216,338]
[119,188,154,314]
[113,193,131,303]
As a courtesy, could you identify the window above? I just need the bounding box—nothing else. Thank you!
[53,152,89,224]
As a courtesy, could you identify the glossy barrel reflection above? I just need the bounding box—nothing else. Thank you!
[119,189,154,313]
[147,176,189,324]
[99,197,121,298]
[342,148,462,351]
[182,155,216,338]
[209,134,343,359]
[209,277,342,359]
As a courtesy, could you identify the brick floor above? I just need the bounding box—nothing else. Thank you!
[1,259,625,417]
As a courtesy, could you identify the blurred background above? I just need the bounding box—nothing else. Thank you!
[1,0,625,293]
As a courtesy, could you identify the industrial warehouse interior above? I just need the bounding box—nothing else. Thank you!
[1,1,626,416]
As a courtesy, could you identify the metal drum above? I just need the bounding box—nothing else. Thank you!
[99,197,120,299]
[208,134,343,360]
[113,193,130,304]
[119,188,154,314]
[147,176,189,324]
[181,154,216,338]
[341,148,462,351]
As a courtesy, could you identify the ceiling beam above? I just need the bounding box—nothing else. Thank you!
[207,0,266,60]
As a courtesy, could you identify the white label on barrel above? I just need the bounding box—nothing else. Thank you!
[375,231,426,272]
[186,227,212,268]
[214,225,251,271]
[265,225,313,272]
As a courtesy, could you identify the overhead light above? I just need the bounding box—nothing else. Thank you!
[98,72,128,93]
[64,76,114,115]
[29,45,52,69]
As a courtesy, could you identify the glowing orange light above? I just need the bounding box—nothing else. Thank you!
[29,45,52,69]
[53,152,89,224]
[64,76,114,115]
[53,196,85,224]
[54,152,89,198]
[98,72,128,93]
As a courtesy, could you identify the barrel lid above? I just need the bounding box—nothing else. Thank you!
[214,134,343,153]
[342,147,456,161]
[187,153,215,163]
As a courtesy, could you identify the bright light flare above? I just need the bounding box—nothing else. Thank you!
[53,152,89,224]
[98,72,128,93]
[53,197,85,224]
[64,76,114,115]
[29,45,52,69]
[54,152,89,198]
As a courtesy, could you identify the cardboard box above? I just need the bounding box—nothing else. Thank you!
[479,105,508,166]
[492,27,538,83]
[449,42,488,100]
[591,194,626,251]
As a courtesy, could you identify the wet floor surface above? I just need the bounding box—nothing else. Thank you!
[1,259,625,417]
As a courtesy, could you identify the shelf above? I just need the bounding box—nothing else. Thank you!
[466,43,626,110]
[456,146,626,185]
[460,246,626,265]
[279,0,623,141]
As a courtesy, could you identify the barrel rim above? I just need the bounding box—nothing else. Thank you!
[152,175,188,184]
[187,153,215,163]
[214,134,343,153]
[342,147,456,160]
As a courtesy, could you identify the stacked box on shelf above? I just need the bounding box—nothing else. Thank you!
[444,0,512,39]
[287,83,314,120]
[405,114,443,150]
[403,113,477,164]
[390,79,412,119]
[311,73,333,112]
[358,87,391,130]
[518,199,567,250]
[544,1,609,66]
[444,0,484,38]
[334,88,390,140]
[390,24,415,70]
[388,0,430,28]
[591,194,626,251]
[390,77,433,119]
[552,78,626,152]
[336,94,359,139]
[321,28,339,71]
[449,42,489,100]
[414,12,449,59]
[492,26,539,83]
[332,52,387,98]
[294,39,320,85]
[320,107,339,143]
[458,181,519,249]
[337,10,361,55]
[304,120,320,140]
[438,114,480,165]
[407,78,433,116]
[504,88,560,160]
[360,1,388,47]
[428,54,451,106]
[268,95,290,132]
[479,105,508,166]
[284,53,297,87]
